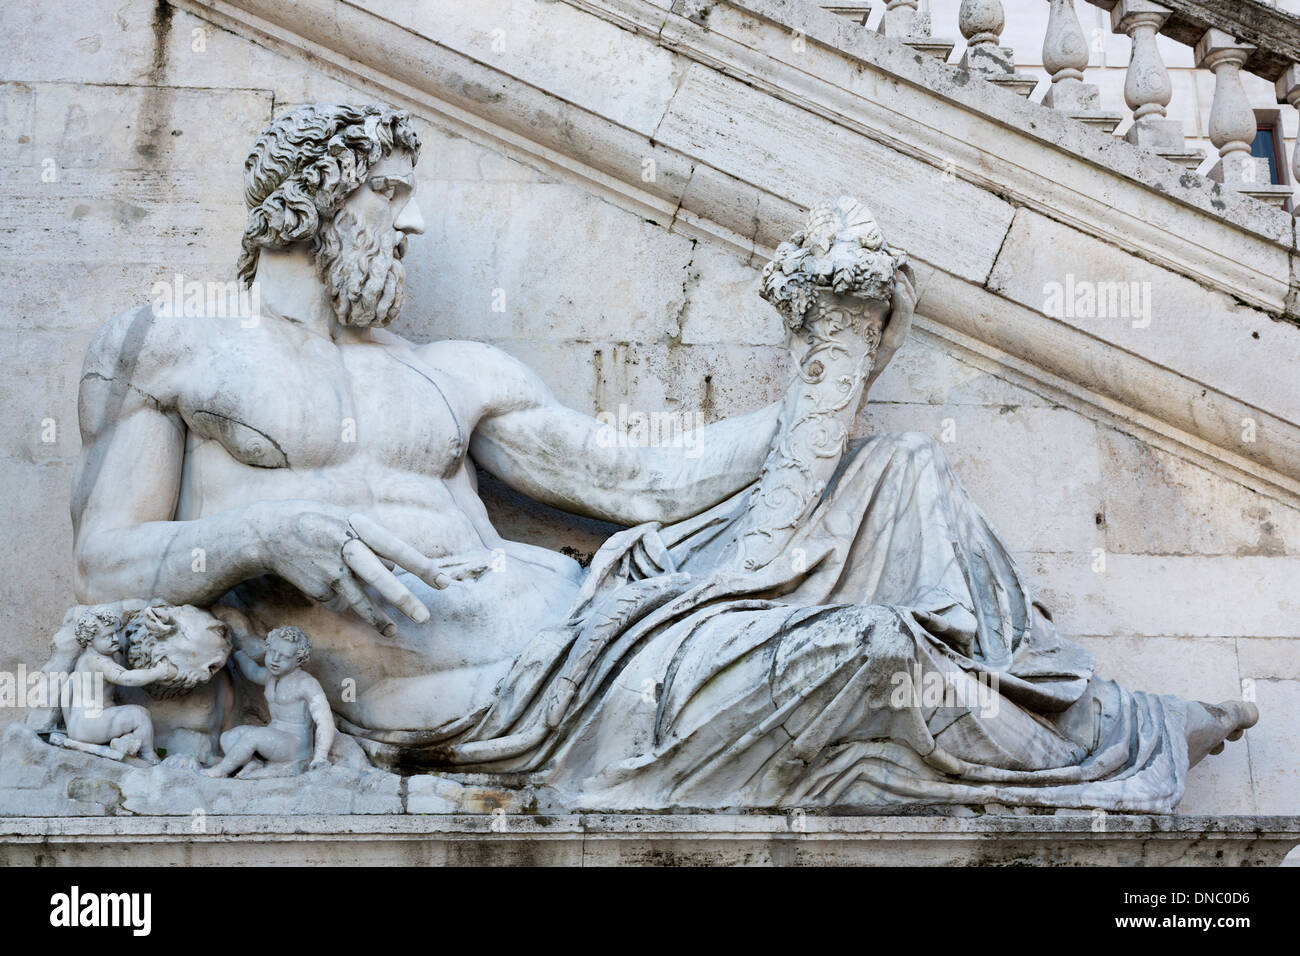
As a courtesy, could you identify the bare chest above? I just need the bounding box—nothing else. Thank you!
[178,334,468,476]
[264,678,310,724]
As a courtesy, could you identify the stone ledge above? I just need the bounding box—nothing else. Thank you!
[2,814,1297,866]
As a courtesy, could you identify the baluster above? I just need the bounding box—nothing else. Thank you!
[1110,0,1203,169]
[881,0,956,60]
[1042,0,1121,133]
[1196,30,1291,206]
[959,0,1036,96]
[959,0,1009,73]
[1196,31,1257,180]
[881,0,919,36]
[914,0,933,35]
[1274,65,1300,213]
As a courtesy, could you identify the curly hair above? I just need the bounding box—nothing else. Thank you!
[123,605,231,699]
[266,626,312,666]
[237,103,422,286]
[73,606,121,647]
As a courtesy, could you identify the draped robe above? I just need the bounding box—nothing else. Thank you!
[354,431,1190,812]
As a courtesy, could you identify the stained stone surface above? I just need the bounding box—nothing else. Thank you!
[0,0,1296,828]
[0,725,404,816]
[1,809,1297,867]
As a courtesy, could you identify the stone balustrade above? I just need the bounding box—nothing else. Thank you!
[822,0,1300,210]
[1042,0,1122,131]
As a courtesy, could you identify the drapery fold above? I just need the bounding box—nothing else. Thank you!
[357,432,1189,812]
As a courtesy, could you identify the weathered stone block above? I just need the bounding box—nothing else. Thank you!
[1097,428,1300,557]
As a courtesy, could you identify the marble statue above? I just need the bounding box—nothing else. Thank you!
[51,102,1256,811]
[204,625,336,778]
[62,606,174,764]
[32,602,234,765]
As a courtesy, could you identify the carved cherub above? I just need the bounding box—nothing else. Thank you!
[203,626,336,778]
[63,606,176,764]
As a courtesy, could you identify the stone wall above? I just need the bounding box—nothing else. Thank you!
[1,0,1296,816]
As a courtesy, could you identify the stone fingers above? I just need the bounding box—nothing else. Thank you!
[330,573,399,638]
[348,513,450,593]
[341,537,431,624]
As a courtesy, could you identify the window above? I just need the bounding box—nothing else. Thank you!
[1251,124,1285,186]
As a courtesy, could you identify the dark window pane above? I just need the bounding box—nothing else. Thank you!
[1251,127,1281,184]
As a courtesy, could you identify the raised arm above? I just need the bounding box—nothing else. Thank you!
[230,649,269,686]
[448,343,781,526]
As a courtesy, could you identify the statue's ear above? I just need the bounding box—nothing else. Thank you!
[141,605,176,637]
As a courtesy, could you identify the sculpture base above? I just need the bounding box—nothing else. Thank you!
[2,813,1297,866]
[3,724,1297,865]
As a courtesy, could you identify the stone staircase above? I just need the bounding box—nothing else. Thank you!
[822,0,1300,205]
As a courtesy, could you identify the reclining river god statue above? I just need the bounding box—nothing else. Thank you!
[50,102,1257,811]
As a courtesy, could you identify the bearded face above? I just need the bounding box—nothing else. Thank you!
[315,206,408,328]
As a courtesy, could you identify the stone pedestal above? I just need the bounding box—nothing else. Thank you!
[1125,117,1184,149]
[1208,153,1294,208]
[1043,80,1123,134]
[1124,117,1206,169]
[960,45,1038,97]
[875,1,956,62]
[2,813,1296,866]
[902,37,957,61]
[3,724,1293,865]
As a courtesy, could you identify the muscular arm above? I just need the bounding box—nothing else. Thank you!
[73,310,447,629]
[72,308,268,606]
[448,344,781,526]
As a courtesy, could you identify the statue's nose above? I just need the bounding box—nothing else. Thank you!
[395,197,425,236]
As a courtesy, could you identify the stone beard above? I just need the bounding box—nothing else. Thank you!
[316,207,408,328]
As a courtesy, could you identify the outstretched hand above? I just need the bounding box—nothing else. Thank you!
[258,502,484,637]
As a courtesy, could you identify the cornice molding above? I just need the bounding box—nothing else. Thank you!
[183,0,1300,502]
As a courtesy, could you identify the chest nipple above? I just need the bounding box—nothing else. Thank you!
[190,410,289,469]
